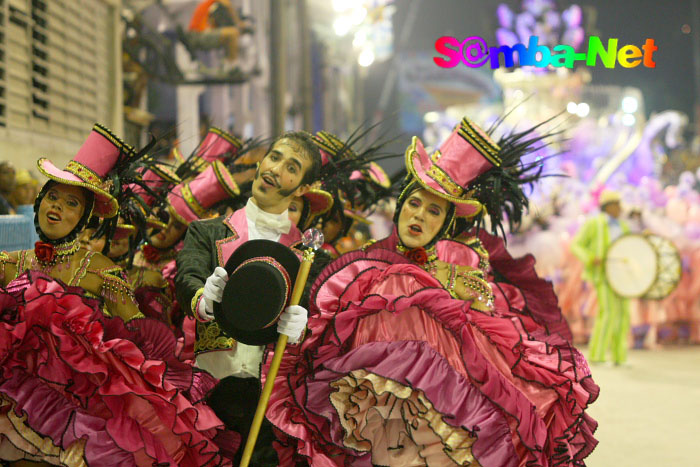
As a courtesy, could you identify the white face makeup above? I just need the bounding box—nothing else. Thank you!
[251,138,312,214]
[397,188,449,249]
[38,184,87,240]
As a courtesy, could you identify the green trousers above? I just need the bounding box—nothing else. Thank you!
[589,280,630,364]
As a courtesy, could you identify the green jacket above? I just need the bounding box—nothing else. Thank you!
[570,213,630,284]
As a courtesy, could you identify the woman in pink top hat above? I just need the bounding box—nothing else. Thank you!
[0,124,237,466]
[264,118,598,467]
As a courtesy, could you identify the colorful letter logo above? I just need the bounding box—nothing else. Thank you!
[434,35,657,70]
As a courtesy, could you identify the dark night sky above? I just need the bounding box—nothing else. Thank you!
[363,0,696,160]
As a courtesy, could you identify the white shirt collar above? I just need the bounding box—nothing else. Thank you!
[245,198,292,236]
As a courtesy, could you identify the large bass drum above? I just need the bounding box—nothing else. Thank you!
[604,233,681,299]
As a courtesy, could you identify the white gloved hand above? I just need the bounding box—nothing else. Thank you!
[198,267,229,321]
[277,305,308,344]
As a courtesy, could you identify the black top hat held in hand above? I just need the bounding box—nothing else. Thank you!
[214,239,300,345]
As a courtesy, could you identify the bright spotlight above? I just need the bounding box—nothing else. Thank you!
[576,102,590,118]
[566,102,578,114]
[332,0,353,13]
[622,113,636,126]
[350,7,367,25]
[358,49,375,67]
[424,111,440,123]
[621,96,638,113]
[333,16,352,36]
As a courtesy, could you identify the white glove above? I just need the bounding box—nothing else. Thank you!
[197,267,229,321]
[277,305,308,344]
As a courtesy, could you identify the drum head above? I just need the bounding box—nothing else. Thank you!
[605,234,657,298]
[642,235,682,300]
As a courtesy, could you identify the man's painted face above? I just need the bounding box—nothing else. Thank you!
[397,188,449,249]
[251,138,312,212]
[38,184,87,240]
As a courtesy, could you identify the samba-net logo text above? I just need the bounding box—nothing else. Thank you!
[434,35,657,69]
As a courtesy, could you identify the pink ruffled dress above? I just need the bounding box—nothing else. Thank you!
[263,231,597,467]
[0,270,237,466]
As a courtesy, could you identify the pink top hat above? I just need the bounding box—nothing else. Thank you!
[406,117,501,218]
[128,164,181,208]
[350,161,391,189]
[192,127,243,171]
[167,160,240,225]
[37,124,134,218]
[126,164,181,230]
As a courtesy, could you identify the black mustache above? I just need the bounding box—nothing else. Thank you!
[260,172,280,188]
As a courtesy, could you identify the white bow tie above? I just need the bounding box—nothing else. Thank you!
[255,214,291,234]
[247,199,292,235]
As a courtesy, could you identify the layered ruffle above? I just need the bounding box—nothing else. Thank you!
[264,248,598,466]
[0,271,235,466]
[476,229,573,342]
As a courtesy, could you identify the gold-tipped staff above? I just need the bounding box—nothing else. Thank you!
[239,229,324,467]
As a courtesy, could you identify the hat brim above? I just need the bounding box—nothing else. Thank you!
[114,223,137,240]
[304,189,333,218]
[343,208,372,225]
[214,240,301,345]
[405,137,483,218]
[37,158,119,218]
[146,216,168,230]
[367,162,391,189]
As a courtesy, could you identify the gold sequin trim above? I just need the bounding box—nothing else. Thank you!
[458,118,502,167]
[182,183,208,219]
[211,127,243,149]
[93,123,136,157]
[426,153,464,198]
[213,160,241,197]
[195,320,235,353]
[313,131,358,159]
[65,161,104,186]
[192,287,205,317]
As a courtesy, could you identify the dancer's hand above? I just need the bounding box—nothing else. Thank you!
[198,267,229,321]
[277,305,308,344]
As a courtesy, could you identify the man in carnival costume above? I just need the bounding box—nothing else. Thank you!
[175,131,322,463]
[571,189,631,364]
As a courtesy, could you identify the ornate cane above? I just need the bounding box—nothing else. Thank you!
[239,229,324,467]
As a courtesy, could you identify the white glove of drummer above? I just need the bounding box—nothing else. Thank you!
[197,267,229,321]
[277,305,308,344]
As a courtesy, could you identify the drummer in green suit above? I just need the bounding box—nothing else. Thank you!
[571,189,631,364]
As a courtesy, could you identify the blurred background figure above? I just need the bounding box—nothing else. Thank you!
[571,190,631,365]
[8,170,39,210]
[0,162,17,215]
